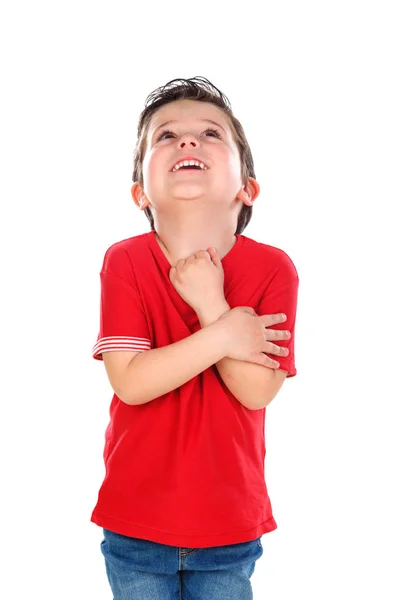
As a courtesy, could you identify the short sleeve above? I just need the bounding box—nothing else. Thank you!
[92,246,151,361]
[257,258,299,378]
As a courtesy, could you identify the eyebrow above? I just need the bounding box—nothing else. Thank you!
[151,118,227,141]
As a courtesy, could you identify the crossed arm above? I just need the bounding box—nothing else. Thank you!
[197,300,288,411]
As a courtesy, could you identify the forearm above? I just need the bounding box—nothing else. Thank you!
[120,321,229,406]
[197,300,275,411]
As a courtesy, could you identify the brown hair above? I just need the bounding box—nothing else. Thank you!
[132,76,256,234]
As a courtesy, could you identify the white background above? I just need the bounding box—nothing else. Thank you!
[1,1,393,598]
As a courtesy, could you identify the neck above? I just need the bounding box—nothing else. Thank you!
[154,222,237,266]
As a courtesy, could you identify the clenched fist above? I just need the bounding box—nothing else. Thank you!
[169,247,225,313]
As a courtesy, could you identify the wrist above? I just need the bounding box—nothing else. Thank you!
[196,299,231,328]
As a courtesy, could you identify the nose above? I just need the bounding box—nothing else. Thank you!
[178,133,200,148]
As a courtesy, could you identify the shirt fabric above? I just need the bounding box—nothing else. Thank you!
[91,230,299,548]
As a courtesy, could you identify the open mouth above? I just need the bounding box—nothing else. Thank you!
[170,157,209,172]
[175,168,204,172]
[171,166,207,174]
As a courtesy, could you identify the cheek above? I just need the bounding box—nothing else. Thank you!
[143,154,168,194]
[217,145,239,169]
[223,153,242,179]
[142,153,160,182]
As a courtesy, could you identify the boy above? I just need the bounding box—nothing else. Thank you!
[91,76,299,599]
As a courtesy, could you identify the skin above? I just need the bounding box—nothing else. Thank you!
[130,99,289,373]
[131,98,260,267]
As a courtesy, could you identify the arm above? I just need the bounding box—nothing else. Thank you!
[119,320,229,406]
[196,300,287,410]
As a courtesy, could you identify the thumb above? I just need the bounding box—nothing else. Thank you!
[207,246,222,268]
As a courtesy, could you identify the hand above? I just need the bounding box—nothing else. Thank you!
[169,246,225,313]
[216,307,291,368]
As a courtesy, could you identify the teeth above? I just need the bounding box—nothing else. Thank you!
[172,160,208,172]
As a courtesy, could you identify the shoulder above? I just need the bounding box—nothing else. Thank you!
[241,235,299,282]
[101,233,149,273]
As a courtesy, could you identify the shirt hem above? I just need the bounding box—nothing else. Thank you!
[91,510,277,548]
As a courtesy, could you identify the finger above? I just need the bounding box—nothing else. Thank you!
[260,313,287,326]
[206,247,222,268]
[249,354,281,368]
[194,250,211,259]
[263,342,289,357]
[239,306,257,315]
[265,328,291,341]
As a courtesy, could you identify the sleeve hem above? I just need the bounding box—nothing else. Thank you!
[92,336,151,361]
[276,360,297,378]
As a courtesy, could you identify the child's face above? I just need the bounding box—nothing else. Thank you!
[135,99,251,212]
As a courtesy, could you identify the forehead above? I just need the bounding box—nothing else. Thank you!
[149,99,232,135]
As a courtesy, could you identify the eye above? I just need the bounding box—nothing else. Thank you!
[156,130,175,141]
[156,127,222,142]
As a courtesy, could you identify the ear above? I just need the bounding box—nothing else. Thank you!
[236,177,260,205]
[131,182,149,209]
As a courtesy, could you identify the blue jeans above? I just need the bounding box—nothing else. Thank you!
[100,528,264,600]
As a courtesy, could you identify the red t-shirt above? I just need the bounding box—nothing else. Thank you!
[91,230,299,548]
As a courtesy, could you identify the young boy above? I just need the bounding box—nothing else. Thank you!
[91,76,299,599]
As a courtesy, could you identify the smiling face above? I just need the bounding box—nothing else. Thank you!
[132,99,252,213]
